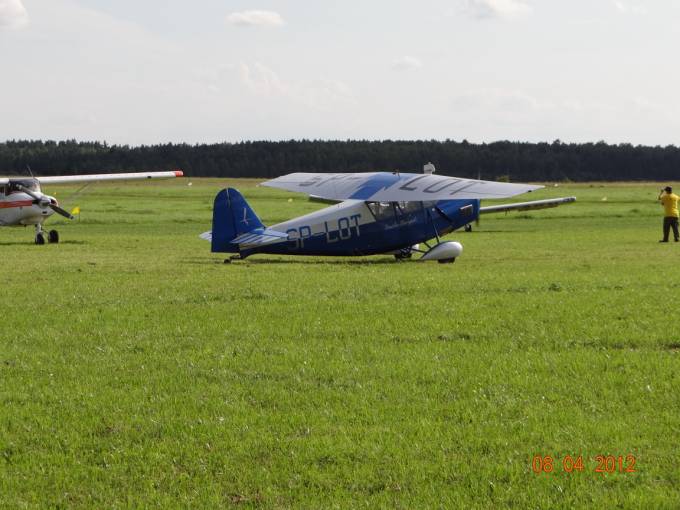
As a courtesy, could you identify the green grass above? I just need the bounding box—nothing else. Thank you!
[1,179,679,508]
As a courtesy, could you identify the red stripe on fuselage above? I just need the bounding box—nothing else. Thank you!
[0,200,34,209]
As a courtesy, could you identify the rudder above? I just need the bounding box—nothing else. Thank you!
[211,188,265,252]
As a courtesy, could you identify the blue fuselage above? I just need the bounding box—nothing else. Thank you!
[228,199,479,258]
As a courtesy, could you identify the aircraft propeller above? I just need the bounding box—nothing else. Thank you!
[16,184,75,220]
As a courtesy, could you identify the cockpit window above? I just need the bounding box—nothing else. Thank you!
[394,201,422,214]
[366,202,395,220]
[367,201,424,221]
[7,179,40,194]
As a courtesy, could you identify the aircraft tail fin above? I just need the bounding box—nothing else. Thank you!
[210,188,266,252]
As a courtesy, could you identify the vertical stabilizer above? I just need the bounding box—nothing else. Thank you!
[210,188,265,252]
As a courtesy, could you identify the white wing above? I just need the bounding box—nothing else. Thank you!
[37,170,183,185]
[261,172,542,201]
[480,197,576,214]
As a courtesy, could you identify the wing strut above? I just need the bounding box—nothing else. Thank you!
[425,208,440,245]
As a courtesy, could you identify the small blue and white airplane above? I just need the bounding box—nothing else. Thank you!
[201,164,575,263]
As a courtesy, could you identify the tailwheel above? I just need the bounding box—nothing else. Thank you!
[48,230,59,244]
[35,232,46,245]
[437,258,456,264]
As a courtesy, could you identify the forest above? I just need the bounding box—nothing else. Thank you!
[1,139,679,181]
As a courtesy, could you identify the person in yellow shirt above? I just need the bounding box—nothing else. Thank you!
[658,186,679,242]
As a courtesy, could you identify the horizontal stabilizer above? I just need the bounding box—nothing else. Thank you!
[199,227,288,247]
[262,172,542,201]
[480,196,576,214]
[231,228,288,248]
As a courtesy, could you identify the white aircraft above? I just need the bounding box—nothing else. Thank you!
[0,170,183,244]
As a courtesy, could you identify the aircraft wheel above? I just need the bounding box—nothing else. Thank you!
[437,257,456,264]
[35,232,46,245]
[464,224,473,232]
[394,247,414,260]
[48,230,59,244]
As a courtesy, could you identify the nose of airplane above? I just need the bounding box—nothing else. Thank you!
[42,195,75,219]
[35,193,52,208]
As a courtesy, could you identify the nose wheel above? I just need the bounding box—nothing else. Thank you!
[34,225,60,245]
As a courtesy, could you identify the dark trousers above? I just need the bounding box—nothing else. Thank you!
[663,216,679,241]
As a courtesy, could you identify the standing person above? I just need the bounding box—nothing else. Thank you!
[658,186,679,242]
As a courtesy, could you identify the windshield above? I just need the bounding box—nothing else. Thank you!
[366,202,395,221]
[8,179,40,194]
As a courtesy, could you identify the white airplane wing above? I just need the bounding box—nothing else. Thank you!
[36,170,183,185]
[261,172,542,201]
[480,196,576,214]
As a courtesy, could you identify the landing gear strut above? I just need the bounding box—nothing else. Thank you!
[34,225,59,245]
[35,224,45,245]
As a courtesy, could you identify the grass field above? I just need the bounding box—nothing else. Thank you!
[1,178,679,508]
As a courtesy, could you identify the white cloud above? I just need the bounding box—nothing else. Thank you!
[237,62,355,112]
[451,88,552,118]
[612,1,647,14]
[462,0,532,20]
[239,62,287,96]
[226,10,285,27]
[392,56,423,71]
[0,0,29,29]
[299,79,356,112]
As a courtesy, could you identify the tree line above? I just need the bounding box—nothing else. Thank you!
[1,139,679,181]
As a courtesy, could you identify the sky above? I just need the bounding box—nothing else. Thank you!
[1,0,679,145]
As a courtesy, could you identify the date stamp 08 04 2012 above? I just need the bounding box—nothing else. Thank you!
[531,455,636,475]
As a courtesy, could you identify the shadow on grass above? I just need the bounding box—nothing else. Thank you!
[464,229,541,233]
[245,257,402,265]
[57,240,88,245]
[184,256,406,265]
[0,240,87,246]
